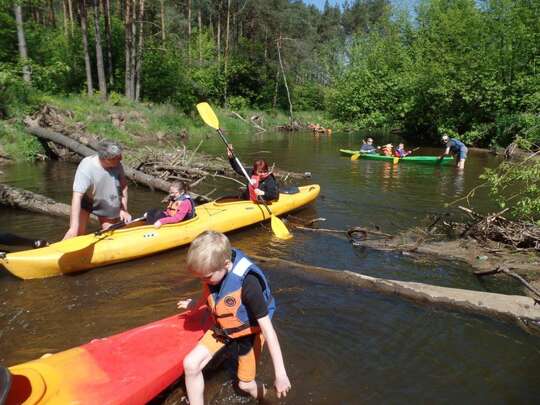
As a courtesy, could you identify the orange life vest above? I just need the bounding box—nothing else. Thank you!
[165,194,195,219]
[248,173,270,202]
[206,249,275,339]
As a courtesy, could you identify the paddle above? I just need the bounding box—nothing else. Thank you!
[196,102,292,240]
[57,216,146,253]
[350,152,361,161]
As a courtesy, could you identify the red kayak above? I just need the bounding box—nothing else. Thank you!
[3,307,211,404]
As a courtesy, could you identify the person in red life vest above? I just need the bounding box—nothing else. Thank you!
[178,231,291,404]
[380,143,394,156]
[144,181,195,228]
[394,143,412,158]
[226,144,279,202]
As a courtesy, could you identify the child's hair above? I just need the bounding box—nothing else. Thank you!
[186,231,232,275]
[170,181,188,193]
[252,159,269,174]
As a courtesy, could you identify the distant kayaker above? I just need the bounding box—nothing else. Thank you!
[63,140,132,240]
[360,138,378,153]
[178,231,291,403]
[394,143,412,158]
[227,144,279,202]
[0,232,48,250]
[380,143,394,156]
[144,181,195,228]
[440,135,468,169]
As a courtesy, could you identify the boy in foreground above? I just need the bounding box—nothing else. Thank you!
[178,231,291,404]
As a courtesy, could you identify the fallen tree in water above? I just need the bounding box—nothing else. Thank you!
[0,184,97,222]
[251,255,540,336]
[23,105,309,202]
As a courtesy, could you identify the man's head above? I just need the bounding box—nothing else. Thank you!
[441,135,449,144]
[97,140,123,168]
[186,231,232,284]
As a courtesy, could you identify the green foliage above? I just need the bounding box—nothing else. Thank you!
[0,67,39,117]
[0,120,42,161]
[481,147,540,223]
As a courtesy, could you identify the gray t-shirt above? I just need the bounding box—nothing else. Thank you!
[73,155,126,218]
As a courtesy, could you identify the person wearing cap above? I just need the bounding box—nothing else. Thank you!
[63,140,132,240]
[440,135,468,169]
[360,138,378,154]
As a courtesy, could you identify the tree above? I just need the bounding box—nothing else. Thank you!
[13,3,31,83]
[79,0,94,95]
[92,0,108,99]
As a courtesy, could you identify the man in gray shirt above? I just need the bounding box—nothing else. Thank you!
[63,140,132,239]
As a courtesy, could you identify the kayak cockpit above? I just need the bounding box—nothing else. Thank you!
[4,367,46,405]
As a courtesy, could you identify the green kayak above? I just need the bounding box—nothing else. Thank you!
[339,149,455,166]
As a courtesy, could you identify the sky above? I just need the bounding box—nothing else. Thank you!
[303,0,418,13]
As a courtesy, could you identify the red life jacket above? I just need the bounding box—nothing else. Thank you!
[248,173,270,202]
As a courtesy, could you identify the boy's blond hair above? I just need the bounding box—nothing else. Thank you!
[186,231,232,275]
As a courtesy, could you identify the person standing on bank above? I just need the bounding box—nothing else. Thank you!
[63,140,131,240]
[440,135,468,169]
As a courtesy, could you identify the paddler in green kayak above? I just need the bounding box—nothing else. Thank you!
[178,231,292,403]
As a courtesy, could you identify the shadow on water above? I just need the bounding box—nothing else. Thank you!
[1,131,538,403]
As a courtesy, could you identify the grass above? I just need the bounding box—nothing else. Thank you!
[0,92,338,160]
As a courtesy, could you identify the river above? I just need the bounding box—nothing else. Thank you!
[1,130,539,403]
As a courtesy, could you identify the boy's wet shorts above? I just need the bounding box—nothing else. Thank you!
[199,328,265,382]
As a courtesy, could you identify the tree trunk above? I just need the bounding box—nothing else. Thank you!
[217,1,221,64]
[102,0,114,86]
[129,0,136,97]
[124,0,133,98]
[63,0,69,35]
[276,36,293,122]
[67,0,74,34]
[223,0,230,102]
[134,0,145,101]
[49,0,57,27]
[13,4,31,83]
[79,0,94,95]
[198,8,202,64]
[160,0,165,42]
[92,0,108,100]
[187,0,192,65]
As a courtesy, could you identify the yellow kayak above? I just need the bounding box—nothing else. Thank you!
[1,185,320,280]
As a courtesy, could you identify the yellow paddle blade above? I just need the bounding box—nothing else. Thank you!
[196,102,219,130]
[271,215,293,240]
[393,157,400,164]
[350,153,361,161]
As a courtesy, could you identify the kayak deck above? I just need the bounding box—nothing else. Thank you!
[339,149,455,165]
[0,185,320,279]
[5,307,211,405]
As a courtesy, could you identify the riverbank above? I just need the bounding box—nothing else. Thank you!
[0,93,335,161]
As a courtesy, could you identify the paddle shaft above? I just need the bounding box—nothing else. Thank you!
[215,128,274,217]
[95,216,146,236]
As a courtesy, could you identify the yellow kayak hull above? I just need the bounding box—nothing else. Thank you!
[1,185,320,280]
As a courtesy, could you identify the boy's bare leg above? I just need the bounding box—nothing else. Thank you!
[183,344,214,405]
[238,380,266,399]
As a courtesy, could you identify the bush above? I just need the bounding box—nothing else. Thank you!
[0,67,38,118]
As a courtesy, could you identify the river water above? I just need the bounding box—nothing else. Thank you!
[1,131,539,403]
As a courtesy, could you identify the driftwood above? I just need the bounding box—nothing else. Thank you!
[230,111,266,132]
[475,266,540,302]
[0,184,97,222]
[251,255,540,336]
[24,125,211,202]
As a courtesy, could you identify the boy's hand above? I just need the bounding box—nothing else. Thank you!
[275,374,291,398]
[177,298,193,310]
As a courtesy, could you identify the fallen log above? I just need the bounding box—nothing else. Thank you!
[0,184,97,222]
[25,125,210,202]
[251,255,540,336]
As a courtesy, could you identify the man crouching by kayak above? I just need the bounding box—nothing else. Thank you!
[440,135,468,169]
[178,231,291,404]
[226,144,279,202]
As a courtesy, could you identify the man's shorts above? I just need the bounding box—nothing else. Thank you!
[199,329,265,382]
[458,146,468,160]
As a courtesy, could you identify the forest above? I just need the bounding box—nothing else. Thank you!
[0,0,539,147]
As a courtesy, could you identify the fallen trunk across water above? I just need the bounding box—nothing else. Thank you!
[251,255,540,336]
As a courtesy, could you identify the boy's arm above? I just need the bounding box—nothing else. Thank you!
[258,315,291,398]
[177,283,210,310]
